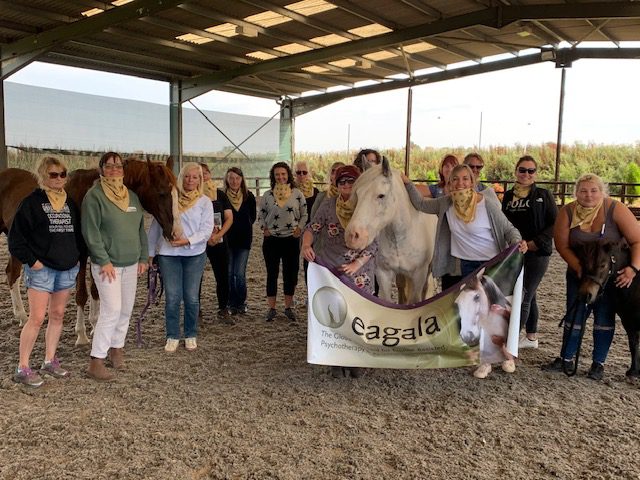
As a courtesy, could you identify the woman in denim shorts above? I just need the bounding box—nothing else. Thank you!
[8,156,83,387]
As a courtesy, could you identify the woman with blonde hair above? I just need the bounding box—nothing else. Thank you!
[9,156,83,387]
[148,162,213,352]
[82,152,148,381]
[544,173,640,380]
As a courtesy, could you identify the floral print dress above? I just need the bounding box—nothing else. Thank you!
[306,197,378,294]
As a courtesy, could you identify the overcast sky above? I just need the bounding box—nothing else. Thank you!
[9,52,640,153]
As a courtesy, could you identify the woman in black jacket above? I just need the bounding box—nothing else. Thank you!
[224,167,256,315]
[9,156,83,387]
[502,155,558,349]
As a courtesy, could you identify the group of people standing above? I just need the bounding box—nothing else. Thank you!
[10,154,257,386]
[9,149,640,387]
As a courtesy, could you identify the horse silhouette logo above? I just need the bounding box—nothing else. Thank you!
[312,287,348,328]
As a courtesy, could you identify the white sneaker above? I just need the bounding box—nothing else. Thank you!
[519,336,539,349]
[164,338,179,353]
[185,337,197,351]
[473,363,492,379]
[501,359,516,373]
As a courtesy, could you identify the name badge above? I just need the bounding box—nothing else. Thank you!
[127,206,137,212]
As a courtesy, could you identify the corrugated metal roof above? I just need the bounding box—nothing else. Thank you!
[2,0,640,101]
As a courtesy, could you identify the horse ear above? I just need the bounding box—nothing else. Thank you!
[166,155,174,172]
[381,156,390,177]
[476,267,486,279]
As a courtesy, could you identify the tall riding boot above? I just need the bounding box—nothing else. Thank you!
[87,357,115,381]
[108,348,125,370]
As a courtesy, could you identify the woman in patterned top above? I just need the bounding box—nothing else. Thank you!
[302,165,377,379]
[258,162,308,322]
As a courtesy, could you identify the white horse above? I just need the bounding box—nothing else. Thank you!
[455,268,514,377]
[344,159,437,304]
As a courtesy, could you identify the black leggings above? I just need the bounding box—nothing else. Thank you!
[205,242,229,311]
[262,235,300,297]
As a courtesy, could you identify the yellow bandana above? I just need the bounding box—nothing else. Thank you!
[450,188,479,223]
[326,184,338,198]
[100,176,130,212]
[513,183,532,200]
[570,199,604,231]
[203,179,218,201]
[43,187,67,212]
[298,179,315,198]
[226,188,243,211]
[178,189,201,212]
[272,184,292,208]
[336,195,355,229]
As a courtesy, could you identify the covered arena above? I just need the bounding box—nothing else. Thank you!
[1,1,640,479]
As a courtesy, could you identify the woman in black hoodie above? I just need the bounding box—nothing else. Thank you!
[9,156,83,387]
[502,155,558,349]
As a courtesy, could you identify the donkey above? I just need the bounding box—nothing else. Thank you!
[575,240,640,379]
[0,157,179,345]
[344,158,437,304]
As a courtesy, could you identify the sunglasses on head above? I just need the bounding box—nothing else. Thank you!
[468,164,483,171]
[518,167,537,174]
[48,171,67,179]
[337,178,355,186]
[295,170,308,175]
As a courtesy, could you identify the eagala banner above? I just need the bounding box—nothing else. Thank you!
[307,246,524,369]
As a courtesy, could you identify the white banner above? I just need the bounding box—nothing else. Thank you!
[307,246,524,369]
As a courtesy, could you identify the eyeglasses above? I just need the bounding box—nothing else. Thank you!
[48,171,67,179]
[337,178,355,186]
[104,164,124,170]
[468,164,484,171]
[518,167,537,175]
[295,170,308,175]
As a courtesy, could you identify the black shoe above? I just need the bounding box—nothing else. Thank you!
[284,307,297,322]
[587,362,604,381]
[218,309,235,325]
[542,357,574,372]
[330,366,345,378]
[347,367,364,378]
[265,308,277,322]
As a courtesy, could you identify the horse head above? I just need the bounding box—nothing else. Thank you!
[124,157,180,240]
[454,269,488,347]
[577,240,627,304]
[344,163,404,250]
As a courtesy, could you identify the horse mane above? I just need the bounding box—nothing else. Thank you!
[352,164,410,208]
[480,275,508,308]
[124,157,176,188]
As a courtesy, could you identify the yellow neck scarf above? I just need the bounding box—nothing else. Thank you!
[450,188,479,223]
[178,189,201,212]
[326,184,338,198]
[571,199,604,231]
[336,194,355,229]
[226,188,243,211]
[272,183,292,208]
[203,179,217,201]
[298,179,315,198]
[513,183,532,200]
[100,176,130,212]
[43,187,67,212]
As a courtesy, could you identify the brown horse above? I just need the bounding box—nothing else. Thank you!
[0,157,179,345]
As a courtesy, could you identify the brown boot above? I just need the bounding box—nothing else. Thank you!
[108,348,125,370]
[87,357,115,381]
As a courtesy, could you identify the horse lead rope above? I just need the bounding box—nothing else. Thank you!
[136,263,163,348]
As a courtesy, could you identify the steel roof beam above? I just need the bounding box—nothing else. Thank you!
[1,0,186,63]
[290,47,640,115]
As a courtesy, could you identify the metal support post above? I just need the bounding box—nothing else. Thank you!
[279,99,294,165]
[169,79,182,175]
[0,78,7,169]
[404,87,413,176]
[554,67,567,181]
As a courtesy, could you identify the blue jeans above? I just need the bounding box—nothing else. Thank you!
[228,248,250,310]
[460,259,485,278]
[561,270,616,364]
[158,253,206,340]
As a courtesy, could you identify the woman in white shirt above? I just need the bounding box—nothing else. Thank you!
[148,163,214,353]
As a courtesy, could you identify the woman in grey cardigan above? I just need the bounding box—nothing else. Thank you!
[403,164,527,290]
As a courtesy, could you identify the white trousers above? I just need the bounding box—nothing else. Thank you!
[90,263,138,359]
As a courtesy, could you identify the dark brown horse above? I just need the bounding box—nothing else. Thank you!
[0,157,178,345]
[575,240,640,379]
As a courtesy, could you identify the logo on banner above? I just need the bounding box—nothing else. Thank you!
[312,286,348,328]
